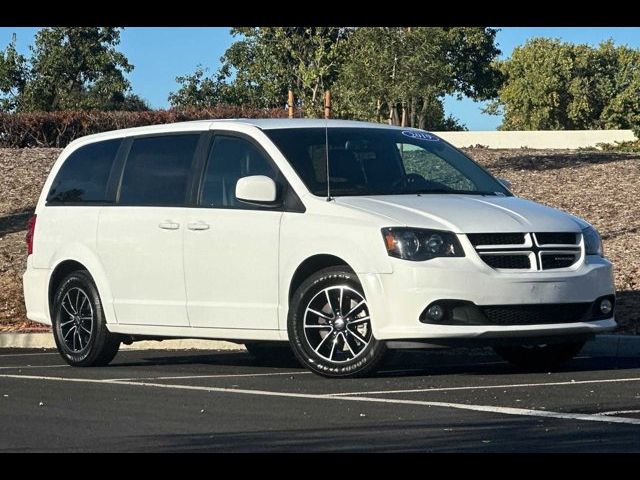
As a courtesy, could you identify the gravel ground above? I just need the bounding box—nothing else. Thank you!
[0,147,638,333]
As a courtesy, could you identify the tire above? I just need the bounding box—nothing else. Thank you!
[493,341,585,371]
[244,341,298,364]
[52,270,120,367]
[287,266,387,378]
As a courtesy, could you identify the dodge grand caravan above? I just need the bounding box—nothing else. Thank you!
[23,119,616,377]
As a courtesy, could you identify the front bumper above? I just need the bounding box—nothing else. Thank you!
[361,254,616,341]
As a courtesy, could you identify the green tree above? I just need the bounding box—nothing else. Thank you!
[333,27,501,129]
[224,27,350,114]
[0,27,145,112]
[0,35,27,111]
[169,27,351,115]
[169,66,231,108]
[488,38,640,134]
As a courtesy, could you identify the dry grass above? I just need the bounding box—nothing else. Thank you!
[0,148,60,332]
[0,147,638,333]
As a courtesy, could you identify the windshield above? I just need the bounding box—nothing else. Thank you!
[264,127,510,197]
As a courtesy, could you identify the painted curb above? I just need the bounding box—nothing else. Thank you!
[0,332,245,351]
[1,332,638,356]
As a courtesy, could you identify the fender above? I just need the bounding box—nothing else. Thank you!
[278,212,394,335]
[48,242,118,325]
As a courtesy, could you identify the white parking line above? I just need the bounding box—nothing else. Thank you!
[597,410,640,417]
[0,364,68,370]
[0,352,60,358]
[328,376,640,397]
[2,373,640,426]
[110,371,311,381]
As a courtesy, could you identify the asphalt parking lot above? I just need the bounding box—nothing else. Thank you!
[1,346,640,452]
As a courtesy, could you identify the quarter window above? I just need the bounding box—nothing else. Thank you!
[200,136,278,208]
[47,139,121,204]
[118,134,200,206]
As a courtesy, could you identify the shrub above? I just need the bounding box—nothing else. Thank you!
[0,106,292,148]
[596,139,640,152]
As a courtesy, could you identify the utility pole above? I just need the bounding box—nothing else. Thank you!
[288,90,294,119]
[324,90,332,119]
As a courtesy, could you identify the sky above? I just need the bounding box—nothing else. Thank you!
[2,27,640,130]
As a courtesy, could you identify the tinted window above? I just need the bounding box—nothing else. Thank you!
[200,136,278,208]
[265,128,510,197]
[47,139,121,204]
[119,134,200,206]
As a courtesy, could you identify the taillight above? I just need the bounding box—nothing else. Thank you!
[26,214,37,255]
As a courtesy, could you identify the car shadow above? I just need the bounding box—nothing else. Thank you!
[109,346,640,379]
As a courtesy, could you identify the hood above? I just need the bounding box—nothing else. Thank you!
[335,194,584,233]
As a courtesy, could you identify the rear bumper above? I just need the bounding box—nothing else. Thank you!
[361,254,616,341]
[22,257,51,325]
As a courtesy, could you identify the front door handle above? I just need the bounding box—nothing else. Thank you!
[187,221,210,231]
[158,221,180,230]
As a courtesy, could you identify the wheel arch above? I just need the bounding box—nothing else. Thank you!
[288,254,355,302]
[280,252,390,339]
[48,260,87,316]
[46,246,117,325]
[281,253,376,335]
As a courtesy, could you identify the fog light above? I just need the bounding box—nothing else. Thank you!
[599,298,613,315]
[426,304,445,322]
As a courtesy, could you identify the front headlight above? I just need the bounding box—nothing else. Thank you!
[382,227,464,261]
[582,226,603,256]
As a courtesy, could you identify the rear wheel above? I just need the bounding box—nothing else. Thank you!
[287,267,387,378]
[52,270,120,367]
[493,341,585,371]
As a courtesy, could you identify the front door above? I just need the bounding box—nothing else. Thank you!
[184,134,282,330]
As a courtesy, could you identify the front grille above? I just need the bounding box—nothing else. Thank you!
[482,303,591,325]
[482,254,530,269]
[467,233,525,246]
[468,231,581,271]
[541,253,579,269]
[535,232,578,245]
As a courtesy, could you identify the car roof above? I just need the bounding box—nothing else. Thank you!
[214,118,407,130]
[64,118,413,150]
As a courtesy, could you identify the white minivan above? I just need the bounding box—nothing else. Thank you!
[23,119,616,377]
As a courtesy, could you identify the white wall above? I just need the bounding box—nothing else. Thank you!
[431,130,636,149]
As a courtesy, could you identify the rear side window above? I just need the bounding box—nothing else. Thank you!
[47,139,121,204]
[118,134,200,206]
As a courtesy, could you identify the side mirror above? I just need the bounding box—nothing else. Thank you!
[498,177,512,190]
[236,175,278,205]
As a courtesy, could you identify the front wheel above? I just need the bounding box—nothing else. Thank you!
[287,267,387,378]
[493,341,585,371]
[52,270,120,367]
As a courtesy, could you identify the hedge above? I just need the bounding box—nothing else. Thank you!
[0,106,293,148]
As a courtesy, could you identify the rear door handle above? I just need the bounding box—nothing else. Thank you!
[158,221,180,230]
[187,221,210,231]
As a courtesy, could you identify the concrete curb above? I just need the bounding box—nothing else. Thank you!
[0,332,638,356]
[0,333,245,351]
